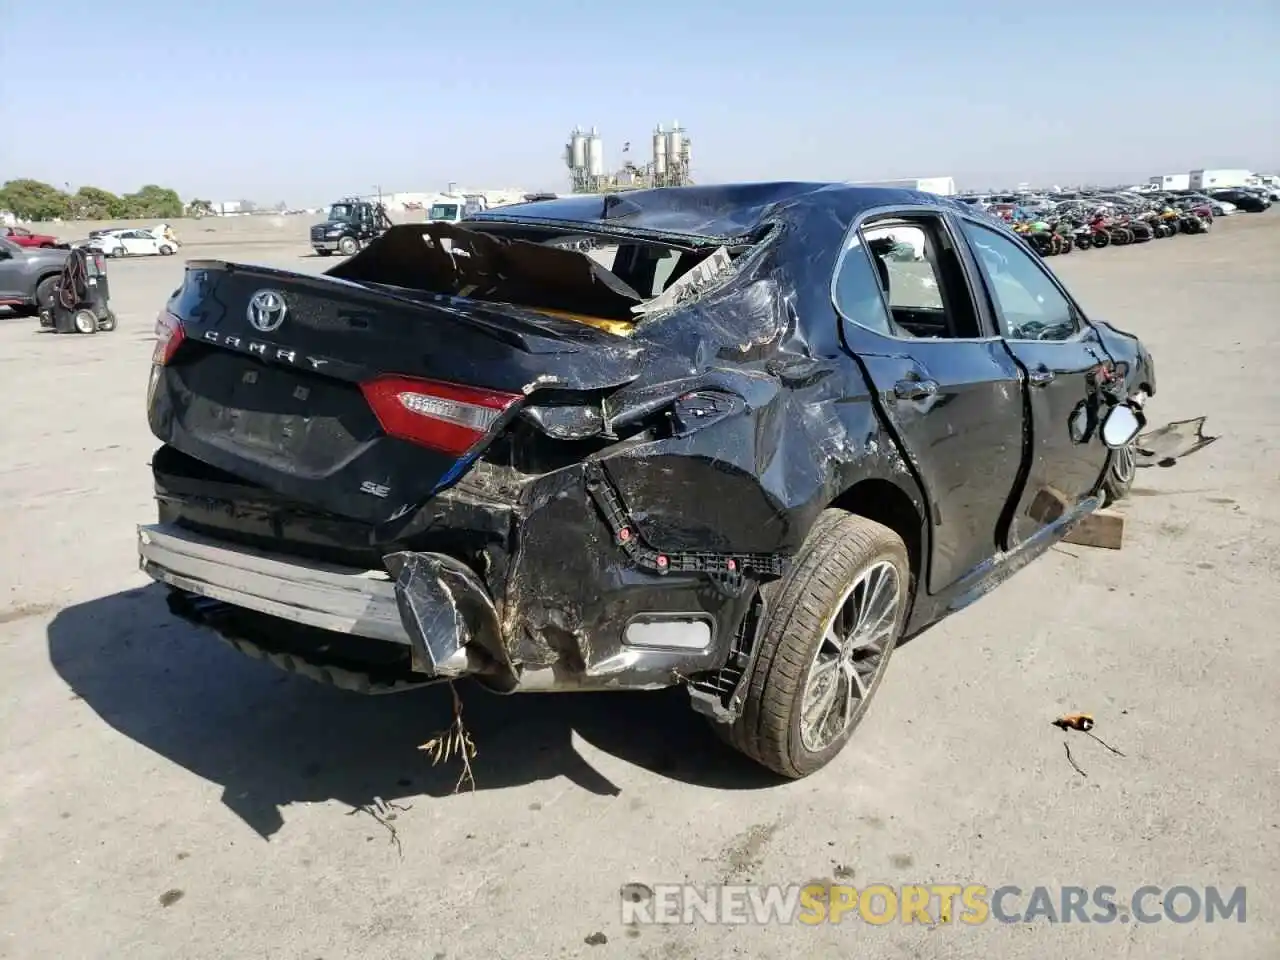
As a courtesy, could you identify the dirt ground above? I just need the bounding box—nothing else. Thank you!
[1,215,1277,960]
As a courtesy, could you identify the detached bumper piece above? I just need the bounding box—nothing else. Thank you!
[582,462,788,598]
[137,523,497,690]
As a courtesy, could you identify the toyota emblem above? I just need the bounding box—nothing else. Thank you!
[247,289,288,332]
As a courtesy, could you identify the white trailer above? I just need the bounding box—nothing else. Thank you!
[850,176,957,197]
[1150,174,1190,191]
[1189,169,1252,190]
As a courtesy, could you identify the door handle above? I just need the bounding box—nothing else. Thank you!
[1027,366,1055,386]
[893,378,939,400]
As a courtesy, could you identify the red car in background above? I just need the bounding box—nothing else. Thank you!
[0,226,67,249]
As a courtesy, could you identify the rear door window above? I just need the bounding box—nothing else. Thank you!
[837,214,984,340]
[958,220,1080,342]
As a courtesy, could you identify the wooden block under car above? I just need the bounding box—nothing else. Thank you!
[1062,508,1125,550]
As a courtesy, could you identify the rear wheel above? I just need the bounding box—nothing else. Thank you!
[34,275,60,315]
[98,311,118,332]
[719,510,911,779]
[159,244,174,255]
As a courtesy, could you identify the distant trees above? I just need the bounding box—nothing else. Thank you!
[0,179,70,220]
[0,179,187,221]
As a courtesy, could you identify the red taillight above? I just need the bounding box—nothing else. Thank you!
[360,375,521,456]
[153,311,186,365]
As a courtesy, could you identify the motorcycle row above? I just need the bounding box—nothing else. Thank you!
[997,197,1213,257]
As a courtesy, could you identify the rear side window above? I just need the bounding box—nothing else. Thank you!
[863,223,942,312]
[832,233,894,336]
[847,214,984,340]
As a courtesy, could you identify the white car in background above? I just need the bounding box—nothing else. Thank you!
[89,227,179,258]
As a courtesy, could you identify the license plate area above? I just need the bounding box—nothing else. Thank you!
[174,349,380,478]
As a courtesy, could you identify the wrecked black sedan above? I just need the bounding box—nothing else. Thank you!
[138,182,1155,778]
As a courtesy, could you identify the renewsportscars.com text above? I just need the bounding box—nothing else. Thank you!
[621,883,1247,926]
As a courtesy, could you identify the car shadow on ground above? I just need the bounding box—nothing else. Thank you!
[47,585,783,839]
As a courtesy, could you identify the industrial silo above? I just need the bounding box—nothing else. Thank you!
[569,127,587,171]
[652,124,668,177]
[587,127,605,177]
[665,122,683,169]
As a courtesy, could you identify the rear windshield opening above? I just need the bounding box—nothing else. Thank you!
[325,222,746,330]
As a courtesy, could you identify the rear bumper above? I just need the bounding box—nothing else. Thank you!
[137,522,494,682]
[138,519,740,694]
[139,522,408,642]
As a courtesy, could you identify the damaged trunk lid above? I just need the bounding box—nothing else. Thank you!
[149,227,655,525]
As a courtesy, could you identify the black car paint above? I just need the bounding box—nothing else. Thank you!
[1208,189,1271,213]
[147,182,1154,694]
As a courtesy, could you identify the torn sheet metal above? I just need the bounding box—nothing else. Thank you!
[382,550,506,680]
[1135,417,1218,466]
[631,246,734,316]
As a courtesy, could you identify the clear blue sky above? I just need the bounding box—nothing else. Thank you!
[2,0,1276,205]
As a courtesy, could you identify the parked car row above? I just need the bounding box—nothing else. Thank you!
[952,186,1270,258]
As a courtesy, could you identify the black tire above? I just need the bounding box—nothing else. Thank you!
[338,236,358,256]
[98,311,118,332]
[1101,441,1136,505]
[73,309,98,334]
[1092,232,1110,248]
[34,275,60,315]
[719,509,911,779]
[159,244,174,255]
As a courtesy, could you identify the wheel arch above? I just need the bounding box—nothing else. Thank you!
[827,475,928,615]
[33,269,63,298]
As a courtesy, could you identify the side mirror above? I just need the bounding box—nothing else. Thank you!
[1102,403,1143,448]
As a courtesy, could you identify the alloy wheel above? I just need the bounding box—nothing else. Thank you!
[798,560,902,753]
[1111,441,1137,486]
